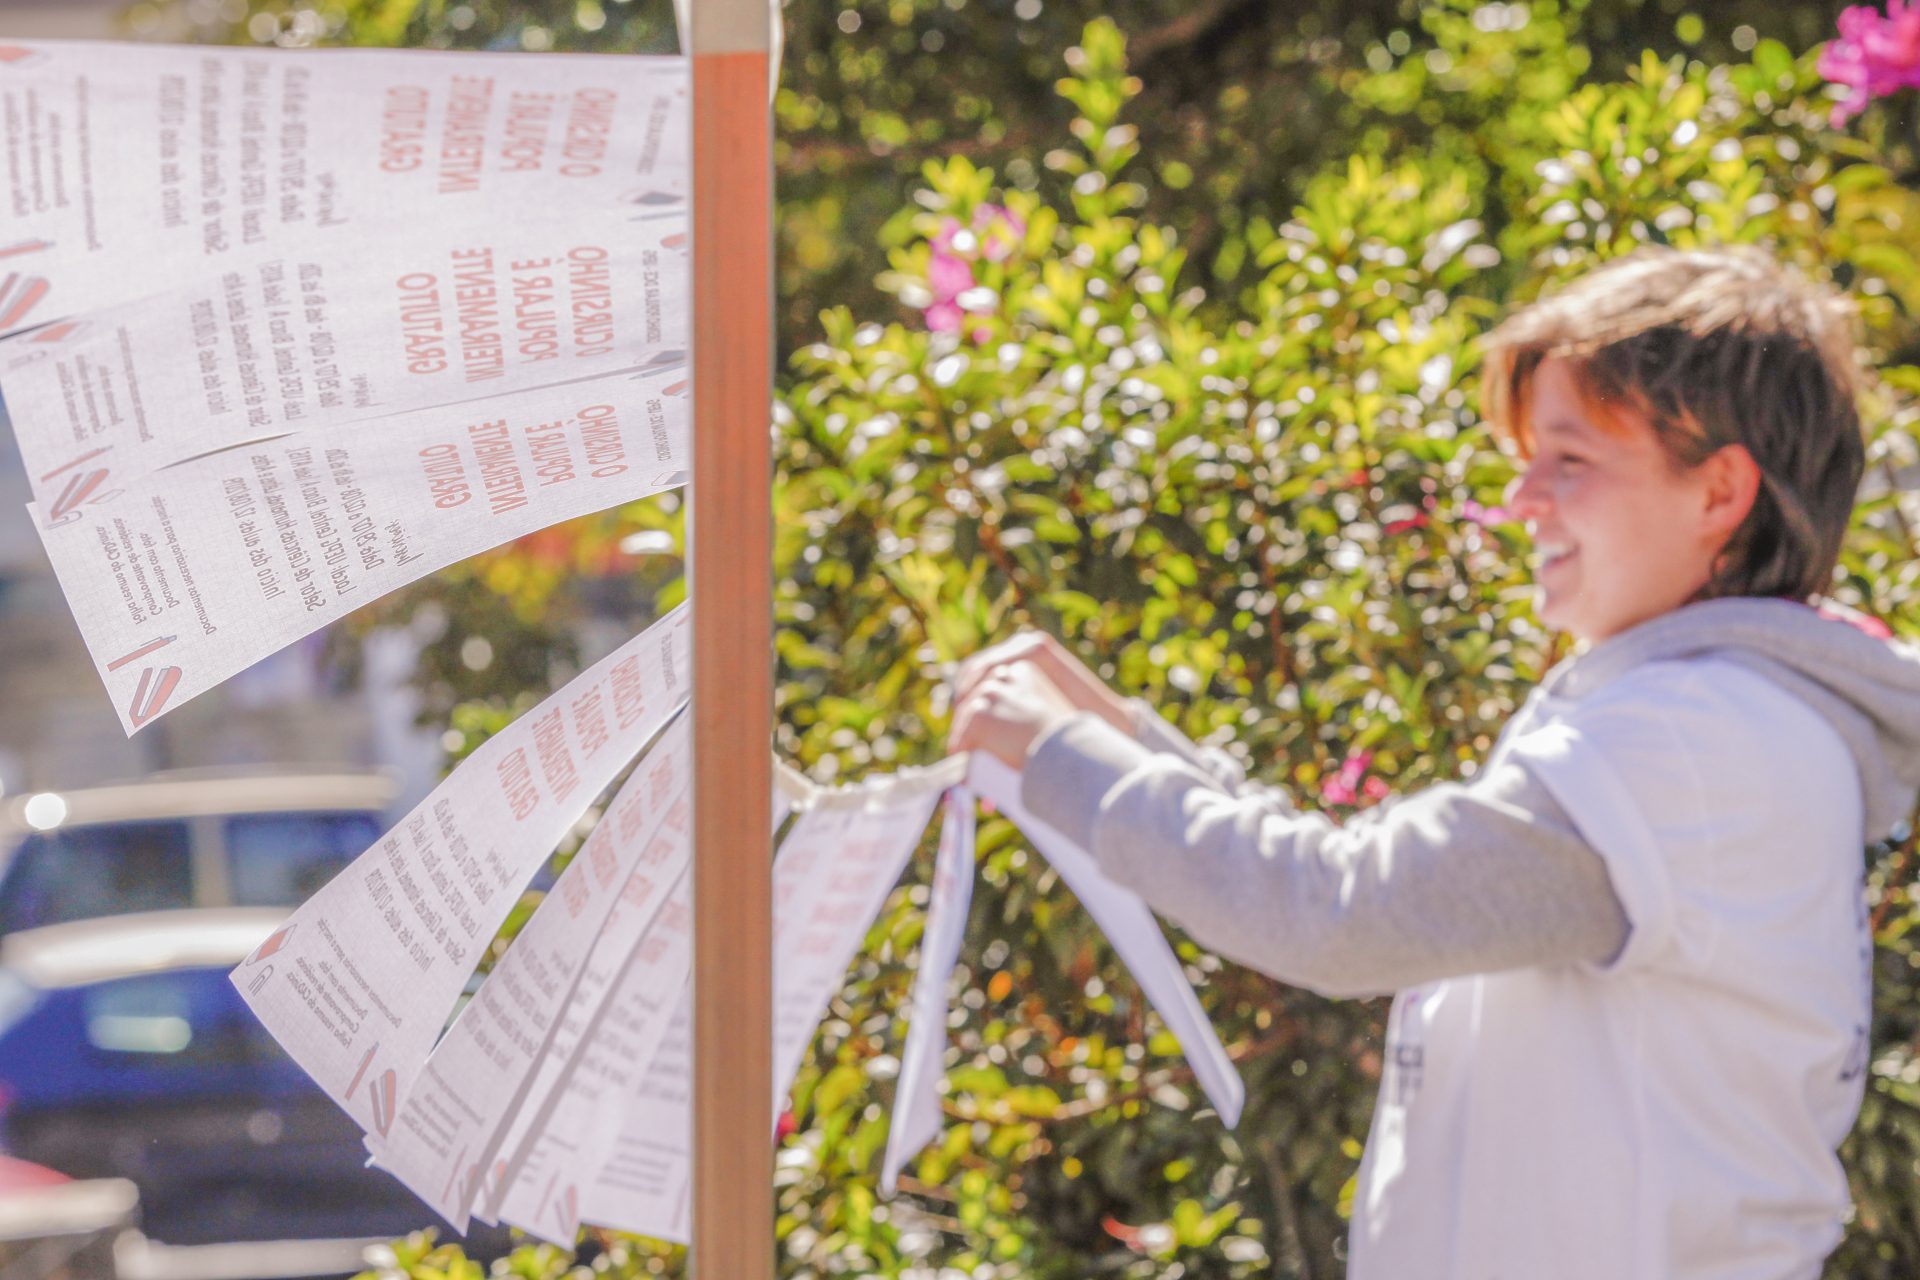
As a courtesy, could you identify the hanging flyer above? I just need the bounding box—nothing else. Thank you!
[574,996,695,1244]
[766,763,961,1103]
[0,40,689,334]
[483,783,798,1234]
[487,876,694,1241]
[231,605,689,1137]
[545,763,962,1245]
[31,363,688,733]
[880,787,975,1196]
[0,221,688,502]
[966,752,1245,1129]
[369,718,693,1231]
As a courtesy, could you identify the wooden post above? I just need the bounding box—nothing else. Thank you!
[688,3,773,1278]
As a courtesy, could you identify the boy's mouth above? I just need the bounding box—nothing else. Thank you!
[1534,542,1576,575]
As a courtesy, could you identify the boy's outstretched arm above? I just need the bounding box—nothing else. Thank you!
[1021,713,1631,1000]
[951,630,1252,790]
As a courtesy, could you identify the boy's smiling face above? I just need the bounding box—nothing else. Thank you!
[1503,357,1756,644]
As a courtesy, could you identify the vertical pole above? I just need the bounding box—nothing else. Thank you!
[688,3,773,1279]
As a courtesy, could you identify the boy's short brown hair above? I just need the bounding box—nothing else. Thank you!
[1480,245,1865,603]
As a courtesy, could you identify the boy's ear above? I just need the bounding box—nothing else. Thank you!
[1701,443,1763,541]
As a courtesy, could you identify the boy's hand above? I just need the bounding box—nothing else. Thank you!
[948,660,1081,768]
[952,630,1131,736]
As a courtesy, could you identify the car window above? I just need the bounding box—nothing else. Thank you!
[81,968,264,1067]
[0,967,36,1037]
[0,822,193,934]
[226,811,382,907]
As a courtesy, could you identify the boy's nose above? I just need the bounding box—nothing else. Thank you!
[1504,468,1549,521]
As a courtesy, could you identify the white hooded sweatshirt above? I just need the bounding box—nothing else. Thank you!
[1021,598,1920,1279]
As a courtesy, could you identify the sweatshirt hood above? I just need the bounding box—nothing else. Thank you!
[1541,597,1920,842]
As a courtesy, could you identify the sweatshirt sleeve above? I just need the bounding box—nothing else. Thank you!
[1124,698,1262,798]
[1020,712,1630,999]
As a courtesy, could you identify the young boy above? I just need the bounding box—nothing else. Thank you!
[948,245,1920,1278]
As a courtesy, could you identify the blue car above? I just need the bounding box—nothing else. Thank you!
[0,771,507,1258]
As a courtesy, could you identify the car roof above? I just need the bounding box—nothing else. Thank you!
[0,908,289,990]
[0,768,397,835]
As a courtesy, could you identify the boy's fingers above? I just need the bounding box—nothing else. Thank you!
[953,649,1006,703]
[949,675,1011,752]
[952,650,987,694]
[953,633,1045,704]
[954,632,1126,732]
[947,697,979,753]
[1030,645,1089,696]
[1024,642,1125,726]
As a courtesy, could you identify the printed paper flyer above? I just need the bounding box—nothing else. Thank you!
[526,767,958,1244]
[1,222,688,501]
[31,364,688,733]
[231,606,690,1138]
[370,718,693,1231]
[0,40,688,333]
[487,876,694,1239]
[482,785,797,1234]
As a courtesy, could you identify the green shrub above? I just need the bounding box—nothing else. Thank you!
[753,14,1919,1277]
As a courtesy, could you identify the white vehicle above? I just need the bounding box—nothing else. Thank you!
[0,770,515,1272]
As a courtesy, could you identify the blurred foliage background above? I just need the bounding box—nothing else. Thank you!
[135,0,1920,1275]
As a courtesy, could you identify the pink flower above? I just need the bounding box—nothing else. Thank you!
[1320,749,1375,807]
[1819,1,1920,126]
[973,203,1028,262]
[924,300,964,334]
[929,249,975,300]
[1461,499,1512,527]
[920,206,1023,337]
[1384,513,1431,536]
